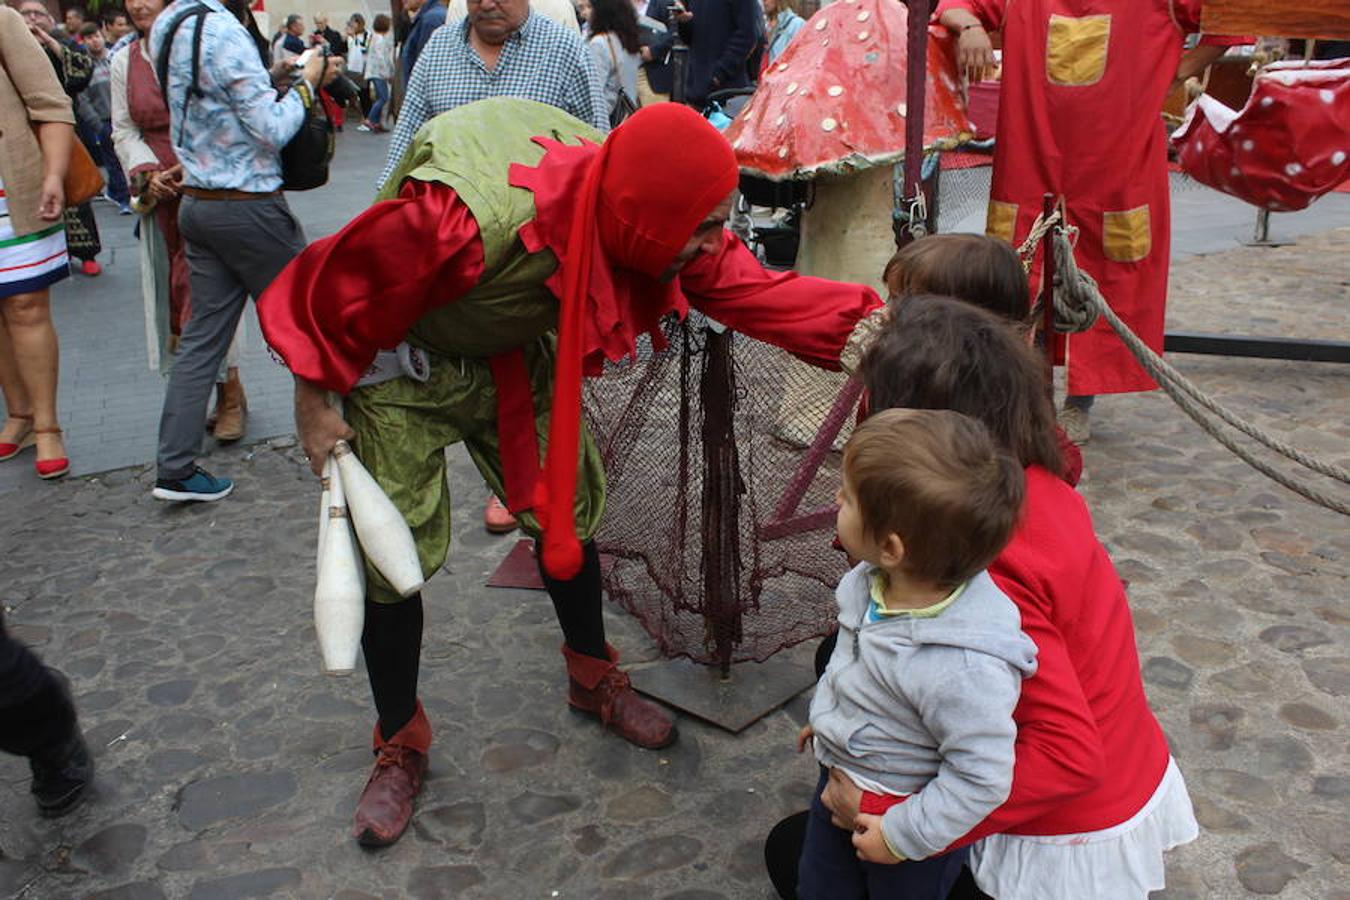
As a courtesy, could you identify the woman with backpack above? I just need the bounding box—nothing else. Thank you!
[586,0,641,127]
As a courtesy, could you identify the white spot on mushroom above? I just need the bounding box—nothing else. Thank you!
[1229,166,1241,177]
[857,10,870,21]
[857,30,869,40]
[815,18,827,30]
[828,86,844,97]
[897,103,908,117]
[1260,96,1273,107]
[1332,150,1346,166]
[776,114,787,126]
[821,117,838,132]
[822,38,830,46]
[778,147,789,158]
[733,137,743,149]
[1241,139,1254,152]
[786,82,799,94]
[1285,162,1303,176]
[778,62,790,72]
[1320,89,1334,104]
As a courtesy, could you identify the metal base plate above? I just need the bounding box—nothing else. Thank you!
[485,539,616,590]
[629,655,816,733]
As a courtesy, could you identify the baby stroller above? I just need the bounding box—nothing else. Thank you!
[704,87,808,269]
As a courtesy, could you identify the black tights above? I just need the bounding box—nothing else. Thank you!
[537,540,607,660]
[362,593,423,742]
[362,541,608,739]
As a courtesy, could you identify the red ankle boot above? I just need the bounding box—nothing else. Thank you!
[562,644,676,749]
[352,702,431,847]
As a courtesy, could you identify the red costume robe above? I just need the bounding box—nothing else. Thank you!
[938,0,1240,396]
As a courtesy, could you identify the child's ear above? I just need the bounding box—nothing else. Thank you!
[878,533,905,569]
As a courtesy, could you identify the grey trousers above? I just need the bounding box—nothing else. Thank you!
[156,194,306,482]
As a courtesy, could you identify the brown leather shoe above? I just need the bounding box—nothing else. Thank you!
[352,702,431,847]
[212,369,247,442]
[563,644,676,750]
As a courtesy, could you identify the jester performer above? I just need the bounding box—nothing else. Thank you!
[936,0,1245,442]
[257,98,883,848]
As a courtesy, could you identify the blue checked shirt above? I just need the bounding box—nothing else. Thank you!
[379,12,607,188]
[150,0,311,192]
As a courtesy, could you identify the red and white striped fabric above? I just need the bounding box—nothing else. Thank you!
[0,177,69,297]
[1173,59,1350,212]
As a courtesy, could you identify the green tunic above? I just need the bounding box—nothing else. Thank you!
[351,98,608,603]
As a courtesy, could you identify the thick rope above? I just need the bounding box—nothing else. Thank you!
[1045,228,1350,516]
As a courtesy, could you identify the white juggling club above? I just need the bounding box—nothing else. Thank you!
[332,440,424,598]
[316,456,332,570]
[314,461,365,676]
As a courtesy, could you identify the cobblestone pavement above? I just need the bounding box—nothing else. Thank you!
[0,165,1347,895]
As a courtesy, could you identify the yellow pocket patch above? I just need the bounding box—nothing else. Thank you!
[1045,14,1110,87]
[1103,205,1152,262]
[986,200,1019,243]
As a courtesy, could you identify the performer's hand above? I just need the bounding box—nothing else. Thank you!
[797,724,815,753]
[821,767,862,831]
[295,377,354,476]
[36,173,64,222]
[852,814,903,864]
[956,25,994,82]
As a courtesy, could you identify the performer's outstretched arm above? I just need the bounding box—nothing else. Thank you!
[257,181,487,394]
[677,233,882,371]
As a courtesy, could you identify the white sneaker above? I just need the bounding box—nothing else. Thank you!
[356,124,372,133]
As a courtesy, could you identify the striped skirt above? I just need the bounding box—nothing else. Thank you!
[0,177,70,299]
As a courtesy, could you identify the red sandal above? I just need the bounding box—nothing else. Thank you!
[0,413,35,461]
[33,426,69,480]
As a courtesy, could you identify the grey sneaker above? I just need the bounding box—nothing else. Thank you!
[1059,404,1091,445]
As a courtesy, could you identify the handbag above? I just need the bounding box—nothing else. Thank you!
[605,35,638,128]
[0,44,105,207]
[60,137,104,207]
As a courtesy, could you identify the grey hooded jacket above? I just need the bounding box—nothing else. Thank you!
[810,564,1038,861]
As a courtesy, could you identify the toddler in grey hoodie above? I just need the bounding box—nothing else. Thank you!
[797,408,1037,900]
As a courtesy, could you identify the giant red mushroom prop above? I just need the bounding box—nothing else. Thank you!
[724,0,973,287]
[725,0,973,446]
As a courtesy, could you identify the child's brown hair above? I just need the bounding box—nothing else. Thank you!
[860,294,1063,475]
[843,408,1025,588]
[883,234,1031,327]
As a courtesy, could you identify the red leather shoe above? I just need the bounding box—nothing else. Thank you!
[562,644,677,749]
[33,426,69,480]
[80,259,102,277]
[0,413,35,460]
[352,703,431,847]
[483,494,519,534]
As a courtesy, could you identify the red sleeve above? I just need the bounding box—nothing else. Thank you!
[1055,425,1083,487]
[257,181,486,393]
[946,577,1107,849]
[934,0,1006,31]
[677,234,882,370]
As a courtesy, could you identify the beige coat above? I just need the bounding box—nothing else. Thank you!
[0,7,75,237]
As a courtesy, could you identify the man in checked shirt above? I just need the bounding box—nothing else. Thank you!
[379,0,606,534]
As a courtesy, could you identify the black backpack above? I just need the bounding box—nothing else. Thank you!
[155,3,334,192]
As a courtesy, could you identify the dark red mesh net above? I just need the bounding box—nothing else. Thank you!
[584,317,859,668]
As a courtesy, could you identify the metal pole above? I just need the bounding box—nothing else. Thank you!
[900,0,932,239]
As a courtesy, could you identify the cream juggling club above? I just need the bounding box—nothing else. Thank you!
[331,440,425,598]
[316,457,332,569]
[314,460,365,675]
